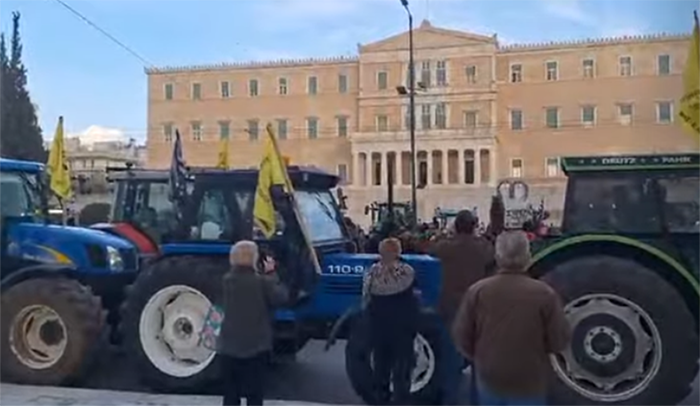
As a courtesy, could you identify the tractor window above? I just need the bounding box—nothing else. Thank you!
[294,190,344,242]
[565,175,661,234]
[657,175,700,233]
[0,172,34,217]
[194,189,232,241]
[110,180,127,221]
[131,181,178,242]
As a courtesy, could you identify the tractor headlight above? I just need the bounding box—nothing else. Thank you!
[106,246,124,272]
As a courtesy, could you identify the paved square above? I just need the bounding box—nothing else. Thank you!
[0,384,329,406]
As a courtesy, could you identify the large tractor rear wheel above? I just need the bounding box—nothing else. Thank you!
[542,255,699,405]
[120,255,228,393]
[0,277,105,385]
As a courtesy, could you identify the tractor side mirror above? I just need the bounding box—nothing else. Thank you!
[364,205,370,215]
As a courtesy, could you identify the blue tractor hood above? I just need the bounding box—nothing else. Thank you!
[5,219,137,273]
[12,223,134,249]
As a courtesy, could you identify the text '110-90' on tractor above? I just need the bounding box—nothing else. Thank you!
[102,165,444,403]
[0,158,140,385]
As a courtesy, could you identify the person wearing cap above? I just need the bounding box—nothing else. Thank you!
[428,209,495,405]
[362,237,420,405]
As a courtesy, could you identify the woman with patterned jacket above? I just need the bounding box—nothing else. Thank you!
[362,237,420,405]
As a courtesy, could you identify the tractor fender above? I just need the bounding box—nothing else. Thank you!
[325,305,362,351]
[530,234,700,299]
[0,263,77,293]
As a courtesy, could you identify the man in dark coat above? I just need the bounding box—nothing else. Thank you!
[217,241,289,406]
[428,210,495,405]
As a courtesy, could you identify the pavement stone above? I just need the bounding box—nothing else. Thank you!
[0,384,331,406]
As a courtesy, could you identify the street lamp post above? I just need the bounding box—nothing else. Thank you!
[400,0,417,224]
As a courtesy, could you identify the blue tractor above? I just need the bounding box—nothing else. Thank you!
[105,165,444,403]
[0,158,139,385]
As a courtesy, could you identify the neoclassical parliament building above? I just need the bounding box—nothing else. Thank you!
[145,20,695,223]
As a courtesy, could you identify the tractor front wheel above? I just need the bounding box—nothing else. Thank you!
[542,255,699,405]
[0,277,105,385]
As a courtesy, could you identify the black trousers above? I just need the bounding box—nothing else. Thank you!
[371,330,416,405]
[221,352,269,406]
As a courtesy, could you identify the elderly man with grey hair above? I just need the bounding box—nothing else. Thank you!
[217,240,288,406]
[452,231,571,406]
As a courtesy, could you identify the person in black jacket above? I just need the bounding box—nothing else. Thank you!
[362,237,420,405]
[217,240,289,406]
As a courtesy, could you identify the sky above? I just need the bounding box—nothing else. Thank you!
[0,0,695,143]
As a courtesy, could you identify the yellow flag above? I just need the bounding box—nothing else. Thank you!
[253,123,321,274]
[679,11,700,140]
[216,135,229,169]
[253,124,289,237]
[46,116,72,200]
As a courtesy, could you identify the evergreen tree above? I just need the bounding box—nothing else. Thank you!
[0,12,45,162]
[0,33,10,156]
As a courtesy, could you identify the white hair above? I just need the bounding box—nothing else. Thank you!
[229,240,259,267]
[495,231,531,271]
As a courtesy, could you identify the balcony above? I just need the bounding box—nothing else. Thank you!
[350,126,496,145]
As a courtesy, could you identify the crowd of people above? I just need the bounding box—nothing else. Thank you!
[215,210,571,406]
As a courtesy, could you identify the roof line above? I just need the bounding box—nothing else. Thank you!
[146,32,690,75]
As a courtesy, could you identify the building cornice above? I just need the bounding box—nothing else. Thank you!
[145,32,690,75]
[499,32,690,53]
[145,55,359,75]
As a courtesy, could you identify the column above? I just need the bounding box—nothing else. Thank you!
[366,151,373,186]
[490,148,498,186]
[352,153,360,186]
[427,151,434,186]
[380,152,387,187]
[442,150,449,185]
[395,152,403,186]
[458,150,465,185]
[475,149,482,186]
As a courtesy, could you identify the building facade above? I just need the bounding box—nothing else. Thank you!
[64,138,145,195]
[146,20,694,225]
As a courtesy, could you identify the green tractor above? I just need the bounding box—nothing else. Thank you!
[530,153,699,405]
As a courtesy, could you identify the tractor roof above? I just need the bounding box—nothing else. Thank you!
[561,153,700,175]
[107,165,340,189]
[0,158,44,173]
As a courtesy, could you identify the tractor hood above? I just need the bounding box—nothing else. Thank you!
[20,223,135,249]
[5,220,137,273]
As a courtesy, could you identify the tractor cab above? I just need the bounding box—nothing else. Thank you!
[365,201,413,230]
[559,154,700,237]
[432,207,477,230]
[107,165,351,296]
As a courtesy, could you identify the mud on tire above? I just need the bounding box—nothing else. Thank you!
[0,277,105,385]
[542,255,699,405]
[120,255,228,393]
[345,311,442,405]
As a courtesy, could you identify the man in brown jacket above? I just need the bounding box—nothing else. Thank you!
[429,210,495,405]
[453,231,571,405]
